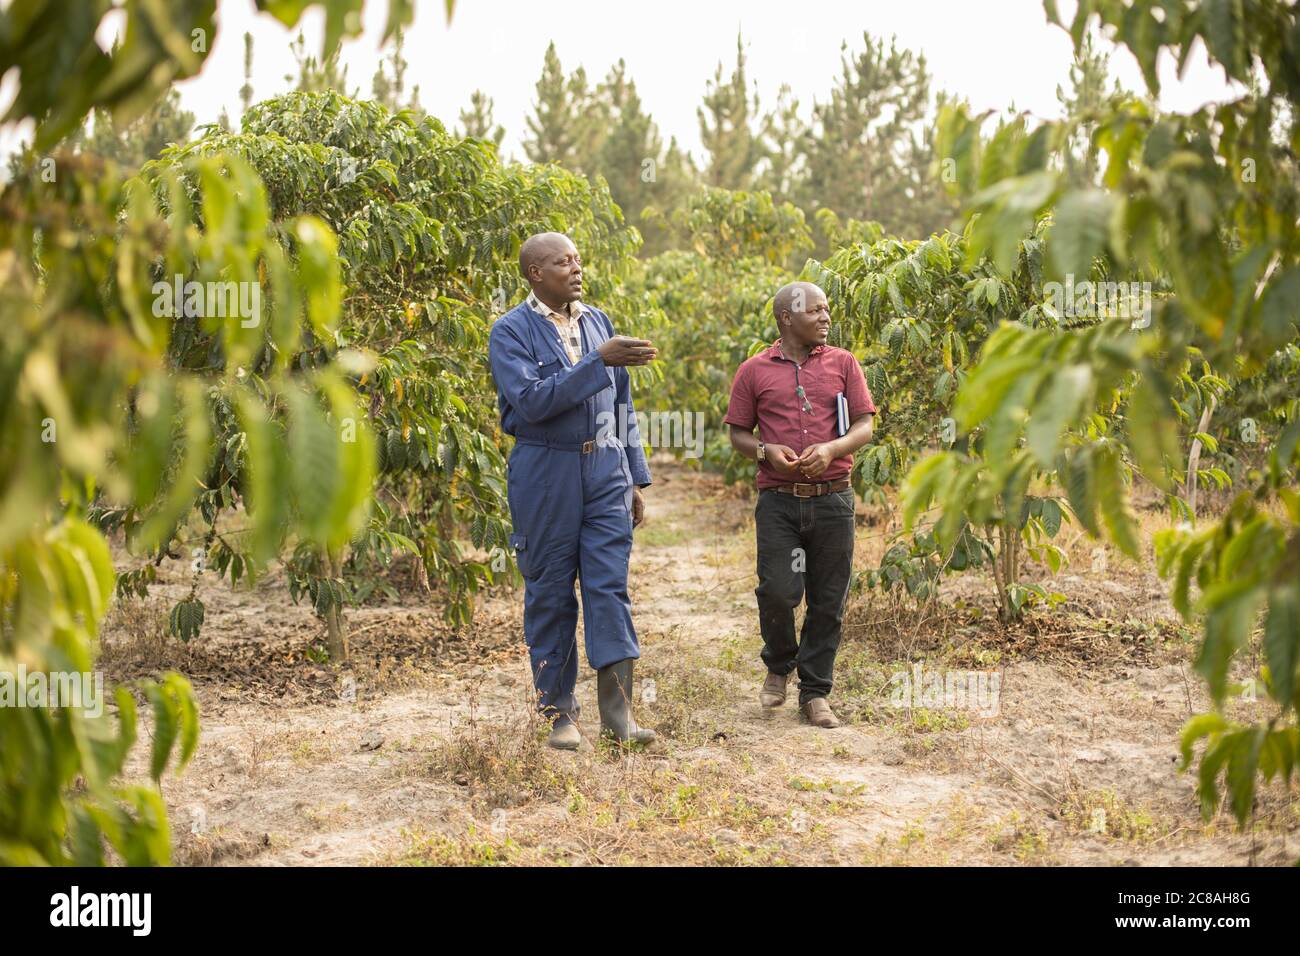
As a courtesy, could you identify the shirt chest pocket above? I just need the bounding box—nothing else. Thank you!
[800,367,843,416]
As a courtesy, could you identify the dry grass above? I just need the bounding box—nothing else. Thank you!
[861,795,1059,866]
[98,597,188,672]
[173,827,270,866]
[377,647,857,865]
[1056,785,1169,842]
[637,654,732,747]
[423,711,579,809]
[133,463,1298,868]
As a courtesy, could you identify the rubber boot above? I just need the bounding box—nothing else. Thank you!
[597,658,656,745]
[547,713,581,750]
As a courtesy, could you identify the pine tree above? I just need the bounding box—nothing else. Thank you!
[591,60,700,253]
[661,137,698,200]
[568,66,607,172]
[458,90,505,147]
[758,83,807,203]
[288,31,355,96]
[698,33,761,189]
[894,89,960,238]
[239,32,254,118]
[639,135,699,255]
[595,68,662,225]
[520,50,696,253]
[802,32,950,239]
[76,88,195,169]
[1056,31,1127,184]
[523,42,588,168]
[372,28,419,113]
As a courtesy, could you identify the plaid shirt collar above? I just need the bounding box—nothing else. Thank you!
[526,291,586,321]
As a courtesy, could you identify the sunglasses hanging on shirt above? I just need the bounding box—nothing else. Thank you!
[794,368,813,415]
[781,343,815,415]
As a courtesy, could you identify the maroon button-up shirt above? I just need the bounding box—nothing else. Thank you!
[724,340,876,490]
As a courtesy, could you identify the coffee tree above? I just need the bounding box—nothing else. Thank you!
[135,89,642,648]
[633,187,810,479]
[810,221,1091,620]
[0,0,420,865]
[928,0,1300,825]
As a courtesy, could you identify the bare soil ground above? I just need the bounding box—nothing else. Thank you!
[102,460,1298,866]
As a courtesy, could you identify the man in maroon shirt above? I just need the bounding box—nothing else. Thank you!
[725,281,876,728]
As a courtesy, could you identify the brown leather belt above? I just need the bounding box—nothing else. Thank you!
[769,479,851,498]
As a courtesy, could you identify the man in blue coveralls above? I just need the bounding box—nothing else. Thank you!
[488,232,658,750]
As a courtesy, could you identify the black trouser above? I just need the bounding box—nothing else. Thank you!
[754,487,856,704]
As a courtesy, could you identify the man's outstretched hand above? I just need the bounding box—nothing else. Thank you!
[599,336,658,367]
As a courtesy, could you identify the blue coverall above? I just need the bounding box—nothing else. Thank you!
[488,300,652,722]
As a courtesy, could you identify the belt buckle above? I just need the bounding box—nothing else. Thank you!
[581,439,594,454]
[792,482,815,498]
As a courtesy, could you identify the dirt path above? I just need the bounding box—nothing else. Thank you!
[109,462,1297,866]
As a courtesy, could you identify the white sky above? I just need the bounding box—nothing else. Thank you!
[2,0,1241,164]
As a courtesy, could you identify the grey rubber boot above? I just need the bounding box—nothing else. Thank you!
[546,715,581,750]
[596,658,656,745]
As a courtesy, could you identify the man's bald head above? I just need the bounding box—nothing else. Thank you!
[773,282,825,325]
[519,232,576,283]
[519,231,584,307]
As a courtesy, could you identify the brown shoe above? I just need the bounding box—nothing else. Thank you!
[759,671,791,709]
[801,697,841,728]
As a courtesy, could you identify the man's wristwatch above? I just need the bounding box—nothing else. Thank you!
[756,441,766,462]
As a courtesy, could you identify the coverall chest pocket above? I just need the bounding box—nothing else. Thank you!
[537,357,566,379]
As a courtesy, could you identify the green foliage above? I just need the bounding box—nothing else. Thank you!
[0,516,199,865]
[863,526,986,601]
[1,133,375,857]
[799,33,957,242]
[812,222,1094,619]
[0,0,424,865]
[633,188,809,475]
[665,186,812,266]
[7,0,1298,866]
[150,88,641,628]
[932,0,1300,825]
[168,597,206,642]
[0,0,420,152]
